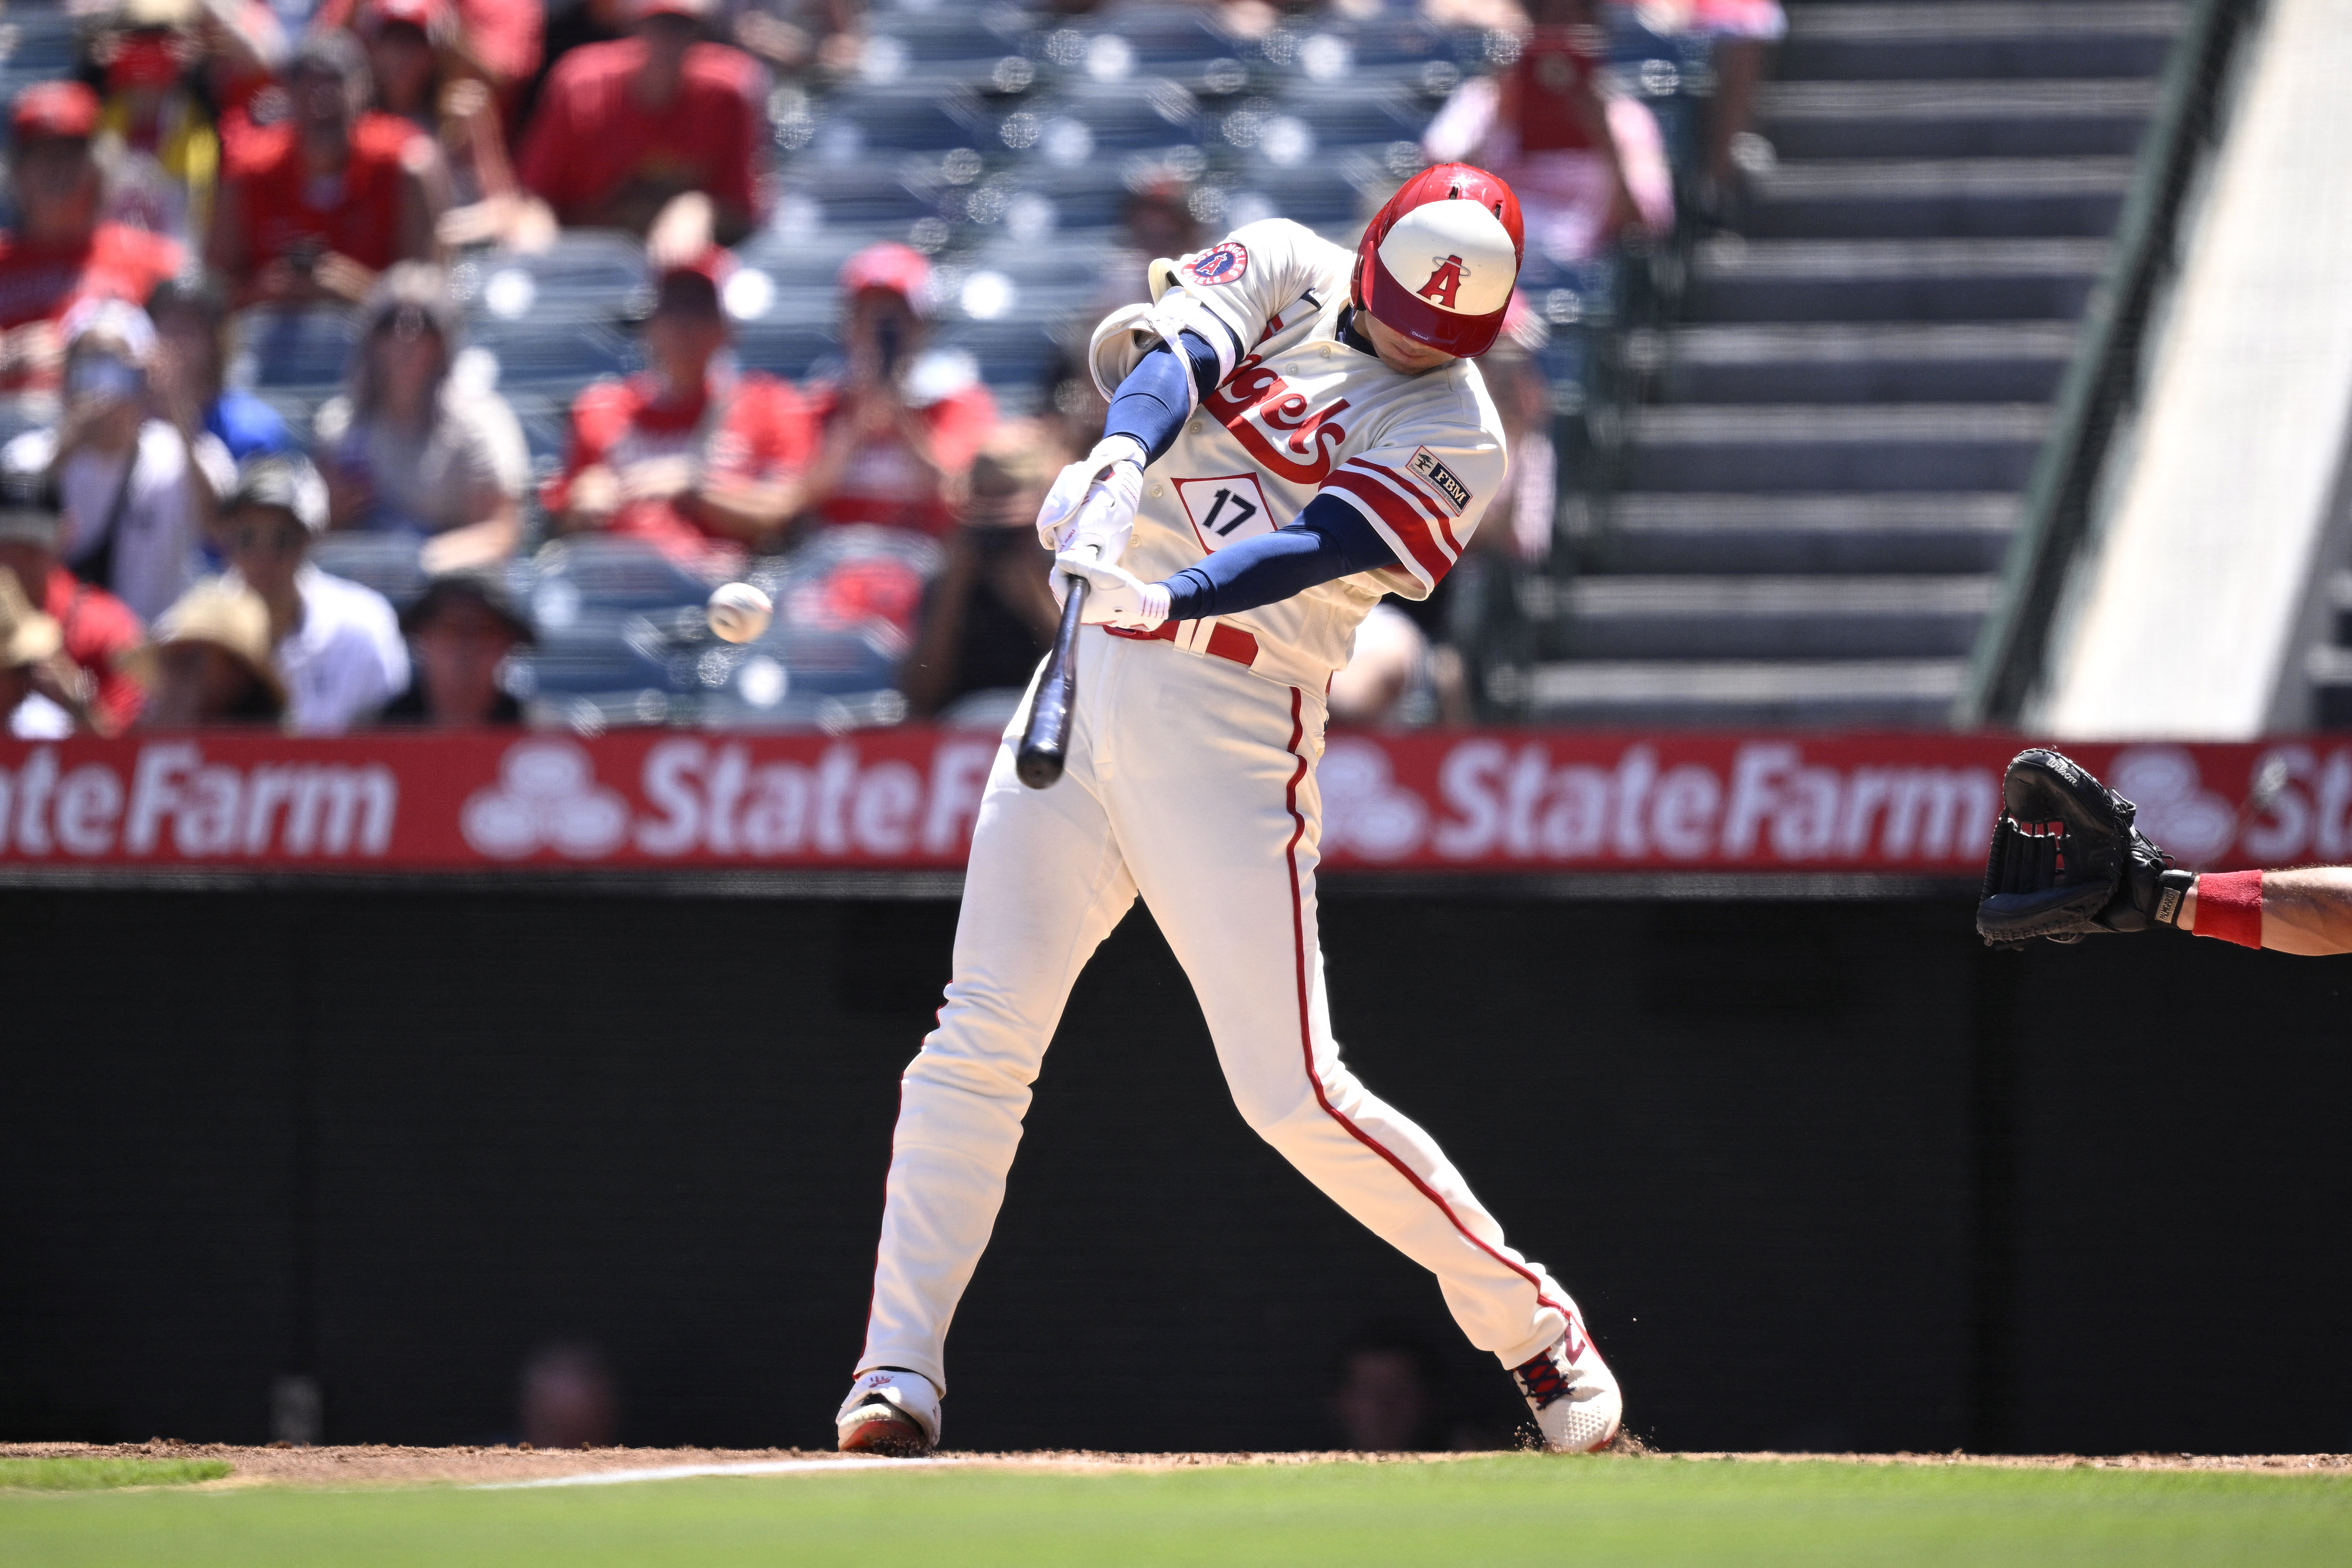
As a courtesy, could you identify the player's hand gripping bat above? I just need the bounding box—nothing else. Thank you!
[1016,536,1100,790]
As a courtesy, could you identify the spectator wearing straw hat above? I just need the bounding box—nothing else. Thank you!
[544,253,814,564]
[799,242,997,540]
[0,572,74,739]
[130,577,287,727]
[0,447,148,735]
[221,453,408,732]
[376,566,532,726]
[0,80,185,391]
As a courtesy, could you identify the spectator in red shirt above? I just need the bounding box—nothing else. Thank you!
[799,243,998,539]
[515,0,765,244]
[0,82,184,392]
[0,449,147,734]
[207,31,448,307]
[312,0,545,100]
[544,256,816,566]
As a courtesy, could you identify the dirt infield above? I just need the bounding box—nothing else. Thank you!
[6,1440,2350,1489]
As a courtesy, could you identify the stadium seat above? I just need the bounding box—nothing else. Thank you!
[233,306,358,394]
[530,536,719,613]
[309,533,431,609]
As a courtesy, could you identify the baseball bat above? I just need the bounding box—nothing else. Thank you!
[1016,547,1094,789]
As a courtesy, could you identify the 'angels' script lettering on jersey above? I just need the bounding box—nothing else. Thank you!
[1173,473,1274,552]
[1202,355,1351,484]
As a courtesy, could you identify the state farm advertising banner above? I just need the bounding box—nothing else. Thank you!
[0,730,2336,876]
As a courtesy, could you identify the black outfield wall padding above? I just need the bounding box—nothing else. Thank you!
[3,887,2346,1454]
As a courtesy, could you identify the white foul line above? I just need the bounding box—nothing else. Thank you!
[473,1457,952,1490]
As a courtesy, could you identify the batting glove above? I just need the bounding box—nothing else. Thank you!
[1052,547,1170,631]
[1036,435,1146,561]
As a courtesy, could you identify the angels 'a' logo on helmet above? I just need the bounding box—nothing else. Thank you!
[1351,163,1524,358]
[1417,255,1467,308]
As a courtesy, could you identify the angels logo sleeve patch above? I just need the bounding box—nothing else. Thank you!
[1185,241,1249,286]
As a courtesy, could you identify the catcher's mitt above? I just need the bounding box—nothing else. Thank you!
[1976,748,2196,947]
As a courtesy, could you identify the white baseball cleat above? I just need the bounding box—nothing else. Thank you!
[1510,1318,1622,1454]
[835,1367,940,1457]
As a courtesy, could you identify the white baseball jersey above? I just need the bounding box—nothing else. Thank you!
[1118,219,1509,680]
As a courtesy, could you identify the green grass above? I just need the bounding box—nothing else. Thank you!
[0,1457,232,1492]
[1,1455,2348,1567]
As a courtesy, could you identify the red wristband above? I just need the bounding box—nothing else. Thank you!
[2195,869,2263,948]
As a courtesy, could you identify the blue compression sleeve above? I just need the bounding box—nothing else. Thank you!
[1101,329,1224,463]
[1160,493,1400,620]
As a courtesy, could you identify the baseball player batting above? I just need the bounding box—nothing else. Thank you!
[834,164,1622,1457]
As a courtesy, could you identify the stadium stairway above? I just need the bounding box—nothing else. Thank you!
[1525,0,2180,727]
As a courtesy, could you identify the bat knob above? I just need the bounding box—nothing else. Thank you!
[1015,743,1066,790]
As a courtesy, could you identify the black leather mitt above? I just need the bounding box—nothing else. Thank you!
[1976,748,2195,947]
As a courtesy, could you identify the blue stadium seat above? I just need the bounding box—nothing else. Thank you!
[235,306,359,392]
[812,86,997,154]
[530,536,717,612]
[309,532,430,609]
[735,525,941,698]
[454,231,652,324]
[467,315,638,394]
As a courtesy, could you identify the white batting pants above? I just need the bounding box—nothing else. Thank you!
[858,628,1578,1394]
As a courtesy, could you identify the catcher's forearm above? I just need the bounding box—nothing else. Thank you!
[2185,866,2352,956]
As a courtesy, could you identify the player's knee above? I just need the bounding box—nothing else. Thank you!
[1228,1076,1324,1138]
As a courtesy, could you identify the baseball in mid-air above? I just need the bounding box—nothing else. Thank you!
[706,581,773,643]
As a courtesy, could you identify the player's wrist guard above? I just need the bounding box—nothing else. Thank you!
[1976,748,2191,947]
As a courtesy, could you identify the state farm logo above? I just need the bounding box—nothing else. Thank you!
[461,740,630,860]
[2106,746,2234,864]
[1320,737,1426,860]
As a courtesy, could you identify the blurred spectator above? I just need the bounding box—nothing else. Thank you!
[199,0,296,171]
[515,0,765,246]
[1330,1328,1441,1451]
[5,299,220,624]
[1474,309,1560,566]
[311,0,547,102]
[314,262,526,570]
[898,424,1057,719]
[342,0,524,222]
[1423,0,1673,276]
[129,576,287,726]
[1609,0,1784,218]
[146,270,296,479]
[0,572,73,739]
[0,82,184,392]
[1041,172,1204,459]
[543,256,814,565]
[221,453,408,732]
[90,0,220,246]
[799,243,996,538]
[1329,603,1437,728]
[207,31,449,307]
[519,1342,619,1451]
[377,566,530,726]
[0,448,148,735]
[726,0,863,83]
[523,0,630,123]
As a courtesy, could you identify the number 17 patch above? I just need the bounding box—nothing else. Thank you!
[1174,473,1275,552]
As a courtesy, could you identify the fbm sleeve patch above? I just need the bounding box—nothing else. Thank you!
[1186,241,1250,286]
[1408,447,1472,514]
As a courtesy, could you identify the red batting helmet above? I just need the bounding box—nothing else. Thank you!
[1351,163,1525,359]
